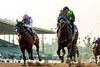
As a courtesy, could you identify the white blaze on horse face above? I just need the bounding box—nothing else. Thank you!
[15,29,18,32]
[15,29,20,36]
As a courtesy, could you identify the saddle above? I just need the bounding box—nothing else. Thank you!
[26,29,37,42]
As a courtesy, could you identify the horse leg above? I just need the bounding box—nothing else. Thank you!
[71,42,76,62]
[30,48,34,60]
[67,41,73,57]
[61,48,65,63]
[95,55,97,63]
[57,47,62,61]
[77,50,79,58]
[36,47,41,61]
[71,47,76,62]
[67,43,73,63]
[26,47,34,60]
[62,48,65,56]
[73,50,79,62]
[73,47,79,62]
[34,41,41,61]
[67,44,72,58]
[73,53,76,62]
[21,48,26,65]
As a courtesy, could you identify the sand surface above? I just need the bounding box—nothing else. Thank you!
[0,62,100,67]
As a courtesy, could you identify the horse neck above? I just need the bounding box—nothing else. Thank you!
[61,23,68,35]
[20,31,30,40]
[58,23,68,41]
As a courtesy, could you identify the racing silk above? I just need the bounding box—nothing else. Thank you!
[67,10,75,23]
[23,17,33,28]
[96,38,100,42]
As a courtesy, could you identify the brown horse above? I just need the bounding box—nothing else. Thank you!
[92,40,100,63]
[57,20,79,63]
[15,20,41,65]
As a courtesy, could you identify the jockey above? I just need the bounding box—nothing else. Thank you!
[96,37,100,42]
[63,6,75,35]
[96,37,100,45]
[93,37,100,49]
[22,14,34,39]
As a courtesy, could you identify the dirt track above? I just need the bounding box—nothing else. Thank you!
[0,63,100,67]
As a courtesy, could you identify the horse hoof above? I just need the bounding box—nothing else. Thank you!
[39,59,42,61]
[29,56,34,60]
[32,58,34,60]
[61,56,64,63]
[61,59,64,63]
[30,58,34,60]
[65,60,69,63]
[74,60,76,62]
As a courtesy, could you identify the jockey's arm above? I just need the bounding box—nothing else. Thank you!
[24,20,33,28]
[24,24,31,28]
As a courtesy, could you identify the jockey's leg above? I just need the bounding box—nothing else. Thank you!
[68,21,74,34]
[70,22,74,34]
[27,28,35,40]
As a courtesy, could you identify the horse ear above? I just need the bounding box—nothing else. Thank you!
[16,19,18,23]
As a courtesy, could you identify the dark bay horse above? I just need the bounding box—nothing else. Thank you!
[15,20,41,65]
[92,40,100,63]
[57,21,79,63]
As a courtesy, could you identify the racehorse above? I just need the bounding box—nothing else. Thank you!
[93,40,100,63]
[15,20,41,65]
[57,20,79,63]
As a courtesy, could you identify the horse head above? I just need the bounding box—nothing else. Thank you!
[93,40,100,46]
[15,20,25,34]
[59,22,68,35]
[58,19,69,44]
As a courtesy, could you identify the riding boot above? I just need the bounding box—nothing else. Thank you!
[30,28,35,40]
[71,22,74,36]
[27,28,35,40]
